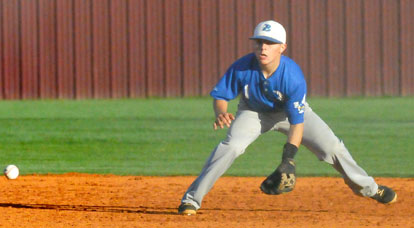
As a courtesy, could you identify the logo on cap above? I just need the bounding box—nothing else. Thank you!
[262,24,271,32]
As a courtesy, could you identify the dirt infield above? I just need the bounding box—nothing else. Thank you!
[0,174,412,227]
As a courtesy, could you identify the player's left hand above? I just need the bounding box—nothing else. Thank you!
[260,143,298,195]
[260,158,296,194]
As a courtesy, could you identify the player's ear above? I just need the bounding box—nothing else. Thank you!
[280,44,287,54]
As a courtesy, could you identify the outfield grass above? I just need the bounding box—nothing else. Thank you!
[0,97,413,177]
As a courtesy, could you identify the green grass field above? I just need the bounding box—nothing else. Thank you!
[0,97,413,177]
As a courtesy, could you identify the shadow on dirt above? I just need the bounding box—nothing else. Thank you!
[0,203,178,215]
[0,203,331,215]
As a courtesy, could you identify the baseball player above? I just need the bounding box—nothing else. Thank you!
[178,20,397,215]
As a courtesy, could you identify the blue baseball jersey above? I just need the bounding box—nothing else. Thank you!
[210,53,307,124]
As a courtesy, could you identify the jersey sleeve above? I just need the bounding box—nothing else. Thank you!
[285,66,307,125]
[210,65,242,101]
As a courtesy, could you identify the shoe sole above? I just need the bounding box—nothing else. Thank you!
[179,209,196,215]
[386,193,397,204]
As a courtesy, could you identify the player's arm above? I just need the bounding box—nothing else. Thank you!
[213,99,235,130]
[210,60,242,130]
[287,123,303,148]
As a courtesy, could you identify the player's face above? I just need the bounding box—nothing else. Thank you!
[253,39,286,66]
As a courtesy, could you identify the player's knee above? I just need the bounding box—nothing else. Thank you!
[329,140,349,158]
[220,141,247,157]
[323,139,347,157]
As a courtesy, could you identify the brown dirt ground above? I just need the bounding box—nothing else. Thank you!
[0,174,412,227]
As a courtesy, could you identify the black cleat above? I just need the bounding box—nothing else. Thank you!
[371,185,397,204]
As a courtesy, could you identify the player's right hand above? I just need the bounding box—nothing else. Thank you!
[213,113,235,130]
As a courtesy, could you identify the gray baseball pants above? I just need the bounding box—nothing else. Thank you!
[181,100,378,209]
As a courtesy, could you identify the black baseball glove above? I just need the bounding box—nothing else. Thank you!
[260,143,297,195]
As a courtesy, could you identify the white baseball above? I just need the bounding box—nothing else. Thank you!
[4,165,19,180]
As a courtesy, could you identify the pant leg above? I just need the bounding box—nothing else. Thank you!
[181,109,263,209]
[274,106,378,197]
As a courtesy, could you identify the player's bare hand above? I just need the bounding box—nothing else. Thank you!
[213,113,235,130]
